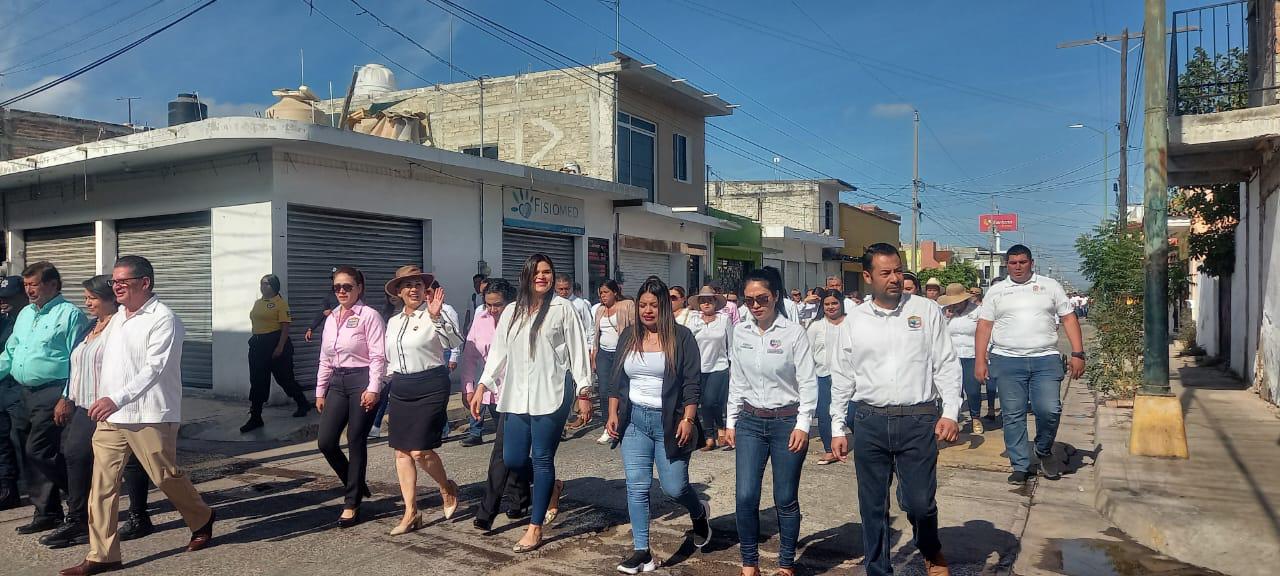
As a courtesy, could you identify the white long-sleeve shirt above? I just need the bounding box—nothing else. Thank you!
[806,316,843,378]
[98,297,185,424]
[441,303,463,362]
[686,312,731,373]
[385,306,464,376]
[477,296,592,416]
[830,294,963,431]
[727,314,818,432]
[568,295,595,348]
[945,302,980,359]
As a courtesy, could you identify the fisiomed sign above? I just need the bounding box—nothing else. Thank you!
[503,188,586,235]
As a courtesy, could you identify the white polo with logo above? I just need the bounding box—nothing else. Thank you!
[979,274,1074,358]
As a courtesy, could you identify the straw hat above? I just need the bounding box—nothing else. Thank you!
[384,265,435,297]
[924,277,943,288]
[936,283,972,307]
[692,285,727,310]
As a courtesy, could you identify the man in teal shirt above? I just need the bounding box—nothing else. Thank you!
[0,262,88,536]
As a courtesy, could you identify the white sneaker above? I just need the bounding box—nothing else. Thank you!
[596,431,612,445]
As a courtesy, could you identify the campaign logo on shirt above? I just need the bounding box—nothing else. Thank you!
[767,339,784,354]
[1032,285,1043,293]
[266,302,276,309]
[907,315,922,329]
[345,316,361,328]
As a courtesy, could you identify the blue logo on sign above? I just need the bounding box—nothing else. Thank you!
[511,189,534,219]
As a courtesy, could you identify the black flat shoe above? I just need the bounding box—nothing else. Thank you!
[17,517,62,534]
[336,509,361,529]
[505,506,530,520]
[40,521,89,549]
[118,513,154,541]
[473,517,493,531]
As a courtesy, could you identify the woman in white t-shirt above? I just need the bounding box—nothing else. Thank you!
[583,279,633,443]
[807,288,848,465]
[939,283,993,434]
[605,276,710,574]
[686,286,733,451]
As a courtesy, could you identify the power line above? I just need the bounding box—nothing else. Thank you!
[347,0,476,81]
[0,0,221,108]
[0,0,53,34]
[0,0,121,59]
[0,0,169,76]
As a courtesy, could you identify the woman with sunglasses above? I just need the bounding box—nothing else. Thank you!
[686,286,732,452]
[471,254,592,553]
[382,266,463,535]
[606,276,711,573]
[465,279,534,531]
[808,288,849,466]
[584,279,633,444]
[668,286,692,327]
[726,266,817,576]
[315,265,387,528]
[241,274,310,434]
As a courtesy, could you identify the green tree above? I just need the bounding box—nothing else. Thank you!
[1075,225,1145,398]
[917,261,981,289]
[1176,46,1248,115]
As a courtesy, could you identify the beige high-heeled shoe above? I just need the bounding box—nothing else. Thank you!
[388,512,423,536]
[442,480,460,520]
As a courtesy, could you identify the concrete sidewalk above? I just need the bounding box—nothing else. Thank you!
[1093,349,1280,576]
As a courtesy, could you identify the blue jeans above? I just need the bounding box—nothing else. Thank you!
[595,349,617,417]
[734,411,806,569]
[502,382,573,527]
[852,405,944,576]
[816,375,833,452]
[468,404,494,439]
[621,405,705,551]
[990,354,1064,472]
[959,358,996,420]
[698,369,730,434]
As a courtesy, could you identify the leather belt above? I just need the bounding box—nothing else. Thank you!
[853,401,940,417]
[740,402,799,418]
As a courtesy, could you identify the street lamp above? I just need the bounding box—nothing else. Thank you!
[1068,123,1111,223]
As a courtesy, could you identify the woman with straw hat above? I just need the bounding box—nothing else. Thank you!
[382,265,463,535]
[938,283,993,434]
[685,286,732,451]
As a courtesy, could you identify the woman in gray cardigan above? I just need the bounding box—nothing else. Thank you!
[605,276,712,574]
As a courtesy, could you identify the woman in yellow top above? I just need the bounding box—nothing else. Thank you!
[242,274,311,433]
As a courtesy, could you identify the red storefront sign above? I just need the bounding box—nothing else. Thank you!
[979,213,1018,232]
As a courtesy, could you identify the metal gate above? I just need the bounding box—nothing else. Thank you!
[117,212,213,388]
[23,224,96,306]
[619,249,670,288]
[287,205,424,388]
[501,228,576,285]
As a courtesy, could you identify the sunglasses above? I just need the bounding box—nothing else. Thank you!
[743,294,773,308]
[669,294,683,301]
[332,283,358,294]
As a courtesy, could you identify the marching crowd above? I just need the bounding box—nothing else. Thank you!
[0,240,1085,576]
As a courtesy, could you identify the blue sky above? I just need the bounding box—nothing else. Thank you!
[0,0,1216,286]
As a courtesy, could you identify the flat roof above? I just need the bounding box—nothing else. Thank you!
[0,117,648,201]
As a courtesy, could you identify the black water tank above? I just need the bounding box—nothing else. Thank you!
[167,93,208,126]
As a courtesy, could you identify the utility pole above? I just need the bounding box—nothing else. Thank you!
[1130,0,1188,459]
[116,97,141,126]
[478,76,486,152]
[912,109,920,272]
[1118,29,1130,231]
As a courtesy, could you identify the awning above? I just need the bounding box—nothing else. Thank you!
[714,243,781,254]
[614,201,740,230]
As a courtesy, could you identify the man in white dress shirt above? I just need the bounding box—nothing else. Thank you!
[61,256,214,576]
[830,243,961,576]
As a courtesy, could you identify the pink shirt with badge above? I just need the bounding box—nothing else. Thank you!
[316,301,387,397]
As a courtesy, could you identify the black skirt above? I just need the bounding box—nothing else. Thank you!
[387,366,452,451]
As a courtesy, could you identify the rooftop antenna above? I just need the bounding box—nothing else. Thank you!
[300,48,305,86]
[116,96,141,126]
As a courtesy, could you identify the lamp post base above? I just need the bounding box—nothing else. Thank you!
[1128,393,1189,458]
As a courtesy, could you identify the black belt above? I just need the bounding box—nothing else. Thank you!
[741,402,799,418]
[332,366,369,375]
[853,401,939,416]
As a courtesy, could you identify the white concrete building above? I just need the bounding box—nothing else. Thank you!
[0,117,736,400]
[761,226,844,292]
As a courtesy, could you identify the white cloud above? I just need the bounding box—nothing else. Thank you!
[0,75,88,116]
[870,103,915,118]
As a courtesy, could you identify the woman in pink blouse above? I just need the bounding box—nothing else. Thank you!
[315,265,387,528]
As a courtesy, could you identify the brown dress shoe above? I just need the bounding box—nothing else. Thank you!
[187,510,215,552]
[925,556,951,576]
[59,560,123,576]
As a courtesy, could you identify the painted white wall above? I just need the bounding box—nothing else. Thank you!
[1196,271,1220,358]
[1260,186,1279,404]
[210,203,273,399]
[94,220,116,275]
[1231,182,1250,378]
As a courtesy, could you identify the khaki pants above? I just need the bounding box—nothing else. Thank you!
[87,422,212,563]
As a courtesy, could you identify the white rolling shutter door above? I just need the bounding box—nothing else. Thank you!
[501,229,576,284]
[117,212,213,389]
[23,224,96,304]
[287,206,424,388]
[619,250,670,287]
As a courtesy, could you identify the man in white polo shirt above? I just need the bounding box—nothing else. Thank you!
[974,244,1085,485]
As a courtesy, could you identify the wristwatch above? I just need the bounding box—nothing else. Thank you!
[1070,351,1086,360]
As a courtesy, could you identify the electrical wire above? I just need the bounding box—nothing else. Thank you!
[0,0,220,108]
[0,0,169,76]
[0,0,121,58]
[347,0,476,81]
[0,0,53,34]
